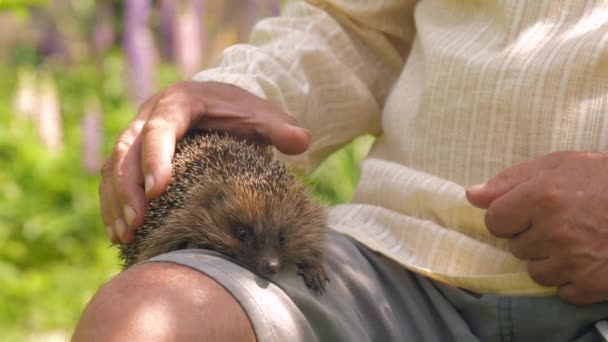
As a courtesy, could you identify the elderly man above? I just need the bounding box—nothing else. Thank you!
[74,1,608,341]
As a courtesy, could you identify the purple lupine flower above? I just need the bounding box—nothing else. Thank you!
[81,96,103,173]
[93,1,115,57]
[175,0,206,78]
[35,73,63,151]
[160,0,177,61]
[123,0,158,106]
[33,9,66,62]
[270,0,281,16]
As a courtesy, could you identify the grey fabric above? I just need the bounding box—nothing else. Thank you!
[147,231,608,342]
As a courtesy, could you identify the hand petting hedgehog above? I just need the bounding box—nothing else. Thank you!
[119,131,330,294]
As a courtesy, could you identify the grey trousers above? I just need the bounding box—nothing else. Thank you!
[148,231,608,342]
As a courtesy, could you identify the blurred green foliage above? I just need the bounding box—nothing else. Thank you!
[0,0,47,9]
[0,52,372,340]
[0,54,132,340]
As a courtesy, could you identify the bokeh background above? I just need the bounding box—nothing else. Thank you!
[0,0,373,340]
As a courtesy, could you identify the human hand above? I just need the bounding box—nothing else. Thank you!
[100,81,310,244]
[466,151,608,305]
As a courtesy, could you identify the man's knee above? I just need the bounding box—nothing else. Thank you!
[72,262,256,342]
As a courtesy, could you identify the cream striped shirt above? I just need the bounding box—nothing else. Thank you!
[194,0,608,294]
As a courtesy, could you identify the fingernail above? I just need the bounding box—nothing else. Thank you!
[145,174,155,196]
[123,204,136,227]
[302,128,311,137]
[467,183,486,192]
[106,225,116,240]
[115,218,128,241]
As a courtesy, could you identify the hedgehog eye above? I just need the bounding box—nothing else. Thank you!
[175,241,189,250]
[235,226,251,241]
[279,233,285,244]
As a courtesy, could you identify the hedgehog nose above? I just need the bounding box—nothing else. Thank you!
[263,258,280,275]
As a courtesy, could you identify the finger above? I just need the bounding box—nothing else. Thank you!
[201,99,310,155]
[258,120,311,155]
[484,179,536,238]
[141,98,192,199]
[109,121,148,243]
[527,258,569,287]
[466,160,544,209]
[557,283,605,305]
[113,120,149,222]
[114,91,164,220]
[104,171,130,244]
[246,96,310,154]
[99,160,120,244]
[197,80,310,153]
[99,91,161,241]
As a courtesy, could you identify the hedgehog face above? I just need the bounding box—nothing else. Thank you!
[165,181,328,278]
[229,222,284,276]
[120,132,328,278]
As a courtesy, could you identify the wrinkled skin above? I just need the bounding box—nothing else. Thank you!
[466,151,608,305]
[99,81,310,244]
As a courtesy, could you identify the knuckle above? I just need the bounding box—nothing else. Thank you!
[162,81,188,99]
[548,222,577,245]
[111,167,131,198]
[281,114,299,127]
[484,208,502,236]
[488,172,510,190]
[536,184,562,206]
[113,172,128,192]
[113,132,135,157]
[527,263,552,286]
[508,240,526,260]
[111,165,127,183]
[142,117,169,137]
[110,161,130,194]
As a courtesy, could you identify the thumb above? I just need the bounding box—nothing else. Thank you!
[465,183,493,209]
[465,160,541,209]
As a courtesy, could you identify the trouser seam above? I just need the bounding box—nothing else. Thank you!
[499,296,513,342]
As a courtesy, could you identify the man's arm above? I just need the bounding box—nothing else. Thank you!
[194,0,417,172]
[101,0,417,243]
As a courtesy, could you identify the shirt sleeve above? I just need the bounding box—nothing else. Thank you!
[193,0,417,174]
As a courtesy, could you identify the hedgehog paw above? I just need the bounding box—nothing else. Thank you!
[297,263,329,295]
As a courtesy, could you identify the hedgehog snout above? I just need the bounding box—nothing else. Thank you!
[259,255,281,276]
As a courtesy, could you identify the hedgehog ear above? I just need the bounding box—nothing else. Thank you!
[204,187,228,208]
[195,182,230,209]
[211,189,227,204]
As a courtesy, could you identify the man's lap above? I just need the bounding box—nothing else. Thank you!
[147,230,608,342]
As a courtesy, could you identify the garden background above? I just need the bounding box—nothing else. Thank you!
[0,0,373,340]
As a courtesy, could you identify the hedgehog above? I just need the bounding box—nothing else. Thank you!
[119,131,329,293]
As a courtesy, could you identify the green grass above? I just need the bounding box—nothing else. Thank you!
[0,56,373,340]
